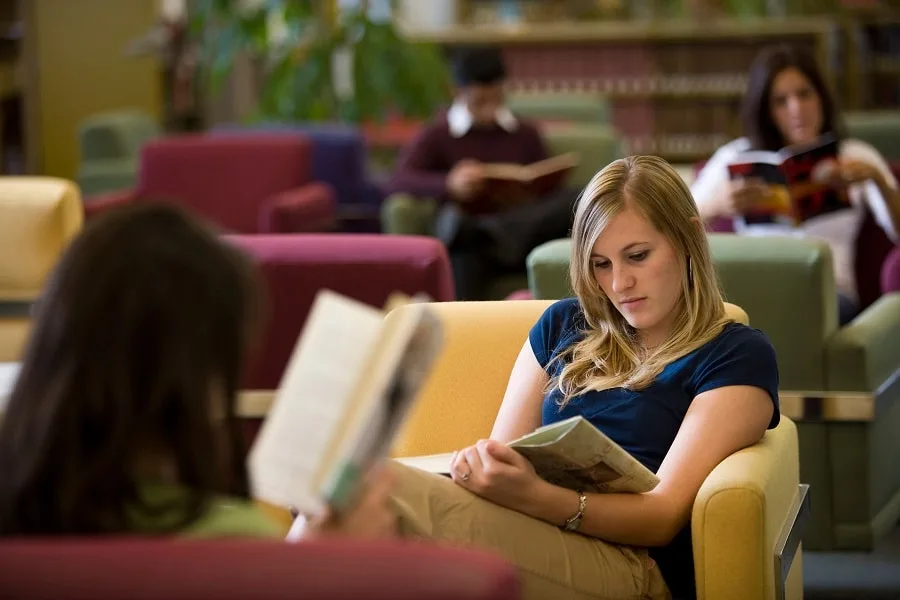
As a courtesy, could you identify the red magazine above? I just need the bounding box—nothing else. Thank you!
[727,134,848,226]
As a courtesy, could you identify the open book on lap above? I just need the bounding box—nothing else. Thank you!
[396,415,659,494]
[726,133,848,226]
[477,152,579,207]
[248,290,444,517]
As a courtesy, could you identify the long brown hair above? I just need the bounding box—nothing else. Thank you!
[742,44,845,151]
[554,156,730,406]
[0,203,261,535]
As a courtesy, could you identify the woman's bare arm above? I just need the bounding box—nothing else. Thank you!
[517,384,774,547]
[489,341,548,443]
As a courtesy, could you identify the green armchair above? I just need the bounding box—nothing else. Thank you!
[845,111,900,161]
[76,110,161,197]
[525,234,900,552]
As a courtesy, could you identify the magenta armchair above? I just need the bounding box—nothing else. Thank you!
[0,538,520,600]
[83,134,336,234]
[227,233,454,394]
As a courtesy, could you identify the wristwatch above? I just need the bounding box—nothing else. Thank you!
[562,491,587,532]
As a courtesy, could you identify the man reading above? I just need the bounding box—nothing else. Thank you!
[387,47,574,300]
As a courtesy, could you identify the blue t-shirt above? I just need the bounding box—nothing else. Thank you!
[529,298,780,600]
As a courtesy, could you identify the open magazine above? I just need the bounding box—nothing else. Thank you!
[478,152,579,205]
[248,290,444,516]
[397,415,659,494]
[726,133,848,226]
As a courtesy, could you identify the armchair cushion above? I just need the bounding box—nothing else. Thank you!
[259,182,336,233]
[0,539,520,600]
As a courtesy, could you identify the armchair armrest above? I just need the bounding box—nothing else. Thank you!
[260,182,336,233]
[825,293,900,391]
[692,417,805,600]
[83,189,138,220]
[526,238,573,299]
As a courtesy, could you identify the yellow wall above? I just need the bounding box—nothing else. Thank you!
[31,0,162,179]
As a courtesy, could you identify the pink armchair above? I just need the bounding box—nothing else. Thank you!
[0,538,520,600]
[83,134,336,234]
[226,233,454,432]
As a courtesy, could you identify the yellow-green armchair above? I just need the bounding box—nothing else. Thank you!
[391,299,808,600]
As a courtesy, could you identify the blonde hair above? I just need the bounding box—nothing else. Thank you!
[552,155,731,407]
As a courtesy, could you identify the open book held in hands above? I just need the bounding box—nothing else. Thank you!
[248,290,444,517]
[398,415,659,494]
[478,152,579,206]
[726,133,848,226]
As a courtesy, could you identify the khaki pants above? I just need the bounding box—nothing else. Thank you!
[390,463,671,600]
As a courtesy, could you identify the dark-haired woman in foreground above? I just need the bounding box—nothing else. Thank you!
[0,203,394,539]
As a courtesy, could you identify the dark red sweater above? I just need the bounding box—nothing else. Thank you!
[386,111,554,215]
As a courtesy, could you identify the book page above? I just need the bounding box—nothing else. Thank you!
[318,304,444,512]
[526,152,579,180]
[481,153,579,183]
[510,416,659,494]
[247,290,384,515]
[394,451,455,474]
[481,162,528,181]
[0,362,20,414]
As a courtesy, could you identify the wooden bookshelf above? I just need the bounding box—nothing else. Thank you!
[405,17,835,163]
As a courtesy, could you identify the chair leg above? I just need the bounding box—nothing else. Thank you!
[775,484,811,600]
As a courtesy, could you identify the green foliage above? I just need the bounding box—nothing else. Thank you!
[191,0,452,123]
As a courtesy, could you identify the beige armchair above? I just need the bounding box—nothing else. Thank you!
[0,177,83,361]
[391,300,807,600]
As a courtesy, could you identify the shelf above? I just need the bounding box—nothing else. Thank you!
[507,75,748,101]
[403,16,835,45]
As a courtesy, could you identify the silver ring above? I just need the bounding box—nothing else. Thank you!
[460,471,470,482]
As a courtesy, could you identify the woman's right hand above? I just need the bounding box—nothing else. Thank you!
[719,178,771,216]
[304,465,397,541]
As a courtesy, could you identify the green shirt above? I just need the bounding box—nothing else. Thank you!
[130,483,282,539]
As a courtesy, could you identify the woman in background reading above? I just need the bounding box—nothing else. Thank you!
[691,44,900,324]
[0,203,393,540]
[388,155,781,600]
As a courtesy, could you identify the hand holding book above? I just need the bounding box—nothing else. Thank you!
[448,439,546,512]
[726,133,848,225]
[719,178,775,216]
[398,416,659,497]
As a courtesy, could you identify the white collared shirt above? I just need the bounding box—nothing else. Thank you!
[446,101,518,138]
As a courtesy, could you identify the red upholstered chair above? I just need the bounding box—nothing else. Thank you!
[83,134,336,233]
[226,233,454,432]
[0,538,520,600]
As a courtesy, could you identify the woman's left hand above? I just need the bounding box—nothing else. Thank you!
[833,159,884,187]
[450,439,543,511]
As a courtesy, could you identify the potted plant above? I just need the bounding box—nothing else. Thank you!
[190,0,452,126]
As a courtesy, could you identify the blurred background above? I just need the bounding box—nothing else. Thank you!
[3,0,900,181]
